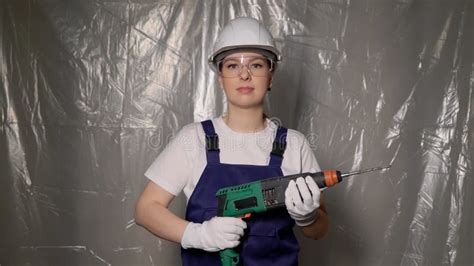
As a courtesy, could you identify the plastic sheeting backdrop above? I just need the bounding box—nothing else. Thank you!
[1,0,473,265]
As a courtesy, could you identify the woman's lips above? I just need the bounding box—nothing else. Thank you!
[237,86,254,94]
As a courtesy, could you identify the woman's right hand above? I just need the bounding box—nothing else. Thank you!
[181,217,247,252]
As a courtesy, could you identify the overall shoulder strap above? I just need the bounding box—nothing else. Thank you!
[201,120,220,163]
[269,126,288,167]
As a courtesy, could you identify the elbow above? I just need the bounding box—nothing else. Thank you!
[134,199,147,226]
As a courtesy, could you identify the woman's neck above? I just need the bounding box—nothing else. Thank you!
[223,107,266,133]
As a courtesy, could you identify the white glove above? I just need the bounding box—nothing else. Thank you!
[181,216,247,252]
[285,176,321,227]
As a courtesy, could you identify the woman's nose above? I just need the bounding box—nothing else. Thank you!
[239,66,251,80]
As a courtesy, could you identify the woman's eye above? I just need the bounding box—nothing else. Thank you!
[226,64,239,70]
[251,63,264,69]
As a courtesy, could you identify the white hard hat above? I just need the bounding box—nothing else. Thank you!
[208,17,281,71]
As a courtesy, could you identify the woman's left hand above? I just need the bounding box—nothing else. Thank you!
[284,176,321,227]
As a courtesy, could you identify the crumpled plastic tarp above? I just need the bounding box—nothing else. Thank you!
[1,0,472,265]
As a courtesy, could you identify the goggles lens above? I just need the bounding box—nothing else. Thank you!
[218,56,274,78]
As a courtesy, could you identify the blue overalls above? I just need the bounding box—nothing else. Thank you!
[181,120,299,266]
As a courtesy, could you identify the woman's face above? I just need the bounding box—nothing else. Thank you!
[218,52,273,110]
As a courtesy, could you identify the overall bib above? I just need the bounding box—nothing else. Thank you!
[181,120,299,266]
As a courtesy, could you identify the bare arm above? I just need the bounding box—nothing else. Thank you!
[301,195,329,240]
[134,181,189,243]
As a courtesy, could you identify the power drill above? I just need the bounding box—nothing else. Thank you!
[215,166,391,266]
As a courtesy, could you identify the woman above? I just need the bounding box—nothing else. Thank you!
[135,17,329,265]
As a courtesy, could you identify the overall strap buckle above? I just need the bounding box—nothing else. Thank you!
[201,120,220,163]
[206,134,219,151]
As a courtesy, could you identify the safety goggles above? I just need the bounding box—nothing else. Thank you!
[217,55,274,78]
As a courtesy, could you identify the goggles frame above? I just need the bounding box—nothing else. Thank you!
[217,56,275,78]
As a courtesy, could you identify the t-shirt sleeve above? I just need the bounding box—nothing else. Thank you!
[144,124,198,196]
[300,136,321,173]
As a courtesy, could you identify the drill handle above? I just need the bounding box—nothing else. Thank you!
[220,248,239,266]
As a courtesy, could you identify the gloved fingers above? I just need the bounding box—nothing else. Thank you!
[222,232,242,241]
[286,180,302,206]
[295,177,312,206]
[182,219,246,252]
[212,232,239,247]
[203,247,220,252]
[305,175,319,194]
[230,240,240,248]
[219,224,245,236]
[214,236,241,250]
[285,183,295,212]
[229,233,241,241]
[216,218,247,235]
[206,232,242,250]
[305,175,321,205]
[218,217,247,229]
[226,240,241,249]
[212,217,246,229]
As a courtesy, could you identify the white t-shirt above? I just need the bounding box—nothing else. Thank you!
[145,117,321,201]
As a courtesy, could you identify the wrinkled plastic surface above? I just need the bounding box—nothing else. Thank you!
[1,0,473,265]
